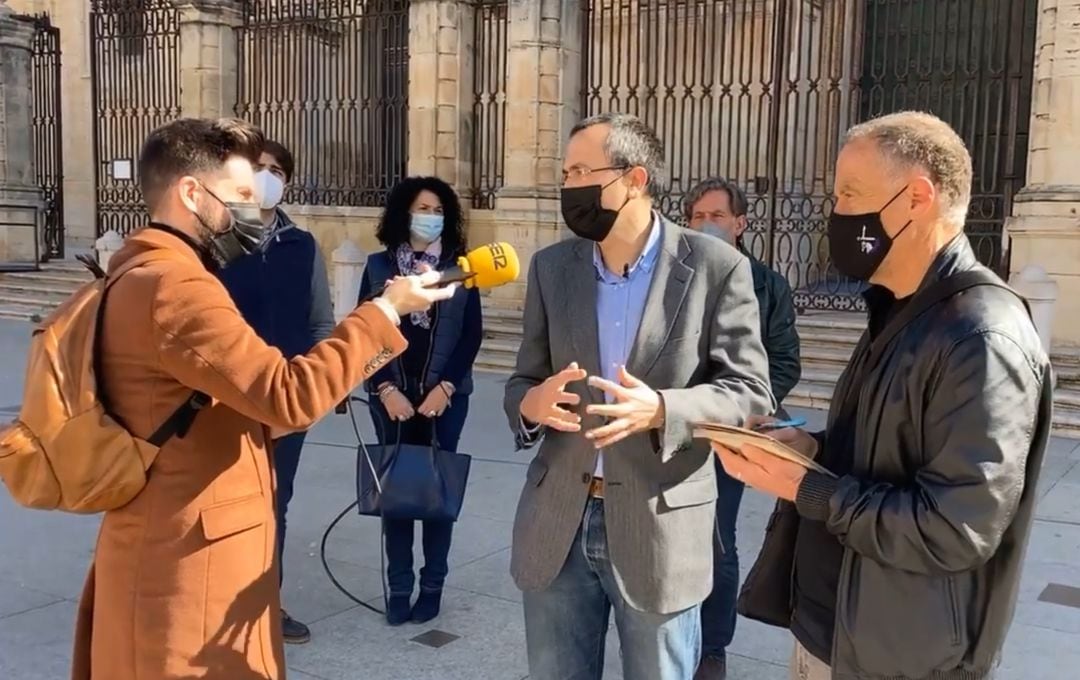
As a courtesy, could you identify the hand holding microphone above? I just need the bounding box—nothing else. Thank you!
[363,242,522,315]
[379,269,457,315]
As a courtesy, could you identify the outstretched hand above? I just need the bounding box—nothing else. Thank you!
[584,366,664,449]
[519,362,589,432]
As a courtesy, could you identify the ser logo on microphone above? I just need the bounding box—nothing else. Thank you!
[488,242,509,270]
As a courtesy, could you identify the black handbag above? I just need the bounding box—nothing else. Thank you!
[737,269,1032,627]
[737,498,800,626]
[355,421,472,523]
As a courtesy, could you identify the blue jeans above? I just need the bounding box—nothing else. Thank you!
[700,458,746,658]
[273,430,307,588]
[523,498,701,680]
[369,393,469,595]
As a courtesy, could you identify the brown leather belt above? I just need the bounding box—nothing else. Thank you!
[589,477,605,498]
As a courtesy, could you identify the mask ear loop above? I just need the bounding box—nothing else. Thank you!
[880,183,913,241]
[602,167,637,214]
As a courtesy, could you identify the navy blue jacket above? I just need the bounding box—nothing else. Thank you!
[218,210,335,359]
[358,249,483,396]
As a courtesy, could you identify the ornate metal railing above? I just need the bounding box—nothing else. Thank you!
[235,0,410,207]
[471,0,508,209]
[580,0,1036,312]
[90,0,181,237]
[18,12,65,260]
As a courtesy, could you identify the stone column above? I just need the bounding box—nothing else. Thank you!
[0,1,44,265]
[1005,0,1080,346]
[407,0,476,194]
[493,0,582,303]
[173,0,243,118]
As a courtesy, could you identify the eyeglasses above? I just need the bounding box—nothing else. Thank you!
[561,165,629,185]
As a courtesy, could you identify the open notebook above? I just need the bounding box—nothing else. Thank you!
[692,422,836,478]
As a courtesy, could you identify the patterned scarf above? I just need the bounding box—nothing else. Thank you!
[394,239,442,329]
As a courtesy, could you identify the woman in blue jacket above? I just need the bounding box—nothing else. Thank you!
[357,176,483,626]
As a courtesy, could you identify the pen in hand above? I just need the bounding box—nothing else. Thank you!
[752,417,807,433]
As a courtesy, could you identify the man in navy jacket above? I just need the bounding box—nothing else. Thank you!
[218,140,334,644]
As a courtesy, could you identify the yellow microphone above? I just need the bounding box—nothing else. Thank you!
[361,242,521,303]
[435,241,521,289]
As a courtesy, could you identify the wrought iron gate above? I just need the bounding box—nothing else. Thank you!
[235,0,410,208]
[90,0,181,237]
[580,0,1037,312]
[15,13,64,261]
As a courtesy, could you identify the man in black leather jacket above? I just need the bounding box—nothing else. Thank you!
[685,177,802,680]
[715,111,1052,680]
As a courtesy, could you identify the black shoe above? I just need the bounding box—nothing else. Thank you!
[410,589,442,624]
[386,594,412,626]
[694,655,727,680]
[281,610,311,644]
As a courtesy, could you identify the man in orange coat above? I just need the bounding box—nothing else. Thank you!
[71,118,454,680]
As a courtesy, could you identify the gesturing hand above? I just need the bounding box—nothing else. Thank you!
[519,362,589,433]
[584,366,664,449]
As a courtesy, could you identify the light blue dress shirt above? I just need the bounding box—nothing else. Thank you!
[590,215,662,477]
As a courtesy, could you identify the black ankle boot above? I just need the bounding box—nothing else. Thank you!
[410,590,442,624]
[386,594,412,626]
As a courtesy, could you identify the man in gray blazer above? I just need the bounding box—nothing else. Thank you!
[504,113,775,680]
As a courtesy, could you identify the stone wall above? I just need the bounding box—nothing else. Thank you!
[1005,0,1080,346]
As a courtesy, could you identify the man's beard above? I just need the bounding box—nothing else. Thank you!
[193,206,230,270]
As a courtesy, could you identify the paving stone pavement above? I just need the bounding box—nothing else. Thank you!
[1,318,1079,679]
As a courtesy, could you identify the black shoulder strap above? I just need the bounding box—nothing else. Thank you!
[832,269,1027,430]
[146,391,211,447]
[866,269,1026,371]
[94,251,209,448]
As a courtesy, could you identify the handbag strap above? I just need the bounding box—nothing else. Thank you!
[834,269,1027,428]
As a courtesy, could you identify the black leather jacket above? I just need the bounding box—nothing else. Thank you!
[795,236,1052,679]
[746,253,801,405]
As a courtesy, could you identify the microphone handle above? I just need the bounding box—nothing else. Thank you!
[357,266,475,305]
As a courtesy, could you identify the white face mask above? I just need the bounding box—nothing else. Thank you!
[701,222,735,245]
[254,169,285,210]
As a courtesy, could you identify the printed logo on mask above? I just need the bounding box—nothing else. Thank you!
[856,225,876,254]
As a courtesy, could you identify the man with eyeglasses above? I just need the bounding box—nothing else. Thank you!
[504,113,774,680]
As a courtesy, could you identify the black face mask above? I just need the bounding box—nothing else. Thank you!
[826,185,912,281]
[560,172,631,242]
[195,185,266,268]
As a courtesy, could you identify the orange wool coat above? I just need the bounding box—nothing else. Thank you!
[70,228,406,680]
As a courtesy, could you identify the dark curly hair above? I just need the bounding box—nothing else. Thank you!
[375,176,466,258]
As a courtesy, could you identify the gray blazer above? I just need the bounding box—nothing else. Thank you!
[504,219,775,614]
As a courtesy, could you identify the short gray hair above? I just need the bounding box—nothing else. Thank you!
[570,113,667,197]
[683,177,748,220]
[843,111,973,226]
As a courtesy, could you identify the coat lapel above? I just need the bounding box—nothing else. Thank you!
[566,240,604,403]
[626,220,694,378]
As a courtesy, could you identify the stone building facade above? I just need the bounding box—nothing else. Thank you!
[2,0,1079,346]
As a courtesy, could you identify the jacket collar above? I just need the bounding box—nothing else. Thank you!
[862,233,976,303]
[913,233,978,293]
[120,224,209,269]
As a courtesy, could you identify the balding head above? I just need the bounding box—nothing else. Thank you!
[842,111,972,227]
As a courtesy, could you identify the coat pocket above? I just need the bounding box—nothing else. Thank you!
[525,459,549,487]
[200,493,267,542]
[660,477,718,510]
